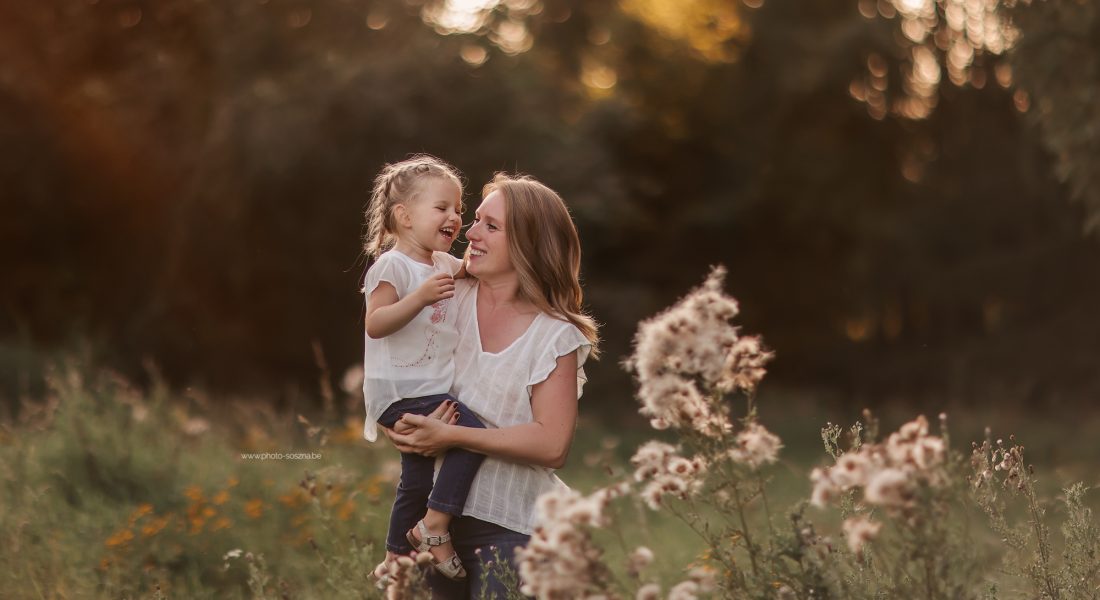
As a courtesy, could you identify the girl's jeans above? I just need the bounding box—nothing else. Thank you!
[376,393,486,554]
[426,516,531,600]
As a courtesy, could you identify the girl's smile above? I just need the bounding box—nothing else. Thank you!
[395,178,463,262]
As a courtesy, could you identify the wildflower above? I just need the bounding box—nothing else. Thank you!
[810,415,949,516]
[379,555,424,600]
[864,468,914,510]
[141,514,171,537]
[842,516,882,558]
[245,499,265,519]
[223,549,243,560]
[730,422,783,469]
[182,417,210,436]
[668,580,700,600]
[625,267,773,437]
[517,487,618,598]
[627,546,654,575]
[636,583,661,600]
[340,364,365,395]
[830,453,872,489]
[688,566,717,592]
[776,585,797,600]
[132,503,154,520]
[184,485,204,503]
[810,467,839,508]
[631,442,706,510]
[105,529,134,548]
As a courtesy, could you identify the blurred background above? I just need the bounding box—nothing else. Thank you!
[4,0,1100,419]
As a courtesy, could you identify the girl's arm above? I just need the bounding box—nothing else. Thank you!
[389,351,579,469]
[365,273,455,339]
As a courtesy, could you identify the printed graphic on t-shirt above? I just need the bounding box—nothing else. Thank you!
[391,299,449,368]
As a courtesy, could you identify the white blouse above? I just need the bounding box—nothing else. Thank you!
[361,250,463,442]
[449,279,591,534]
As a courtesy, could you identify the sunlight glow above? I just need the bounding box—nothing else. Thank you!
[620,0,747,63]
[422,0,501,34]
[852,0,1018,121]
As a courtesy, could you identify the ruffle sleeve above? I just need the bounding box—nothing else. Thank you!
[362,252,409,297]
[526,322,592,400]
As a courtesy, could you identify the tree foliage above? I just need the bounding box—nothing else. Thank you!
[2,0,1098,409]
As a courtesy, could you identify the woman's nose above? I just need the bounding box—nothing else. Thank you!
[465,223,481,241]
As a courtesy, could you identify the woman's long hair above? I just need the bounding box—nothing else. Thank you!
[481,173,600,357]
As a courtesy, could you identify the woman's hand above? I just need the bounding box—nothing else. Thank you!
[383,401,460,455]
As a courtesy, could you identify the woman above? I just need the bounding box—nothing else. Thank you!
[385,173,599,598]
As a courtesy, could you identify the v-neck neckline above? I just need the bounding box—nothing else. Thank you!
[473,282,540,355]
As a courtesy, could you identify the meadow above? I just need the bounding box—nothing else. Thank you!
[4,272,1099,599]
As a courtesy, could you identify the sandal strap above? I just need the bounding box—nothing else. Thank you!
[434,552,467,580]
[416,520,450,546]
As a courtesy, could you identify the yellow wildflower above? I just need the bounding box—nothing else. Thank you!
[142,515,172,537]
[245,499,265,519]
[184,486,204,503]
[105,529,134,548]
[337,499,356,521]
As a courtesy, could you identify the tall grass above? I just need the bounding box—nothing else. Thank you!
[3,268,1099,599]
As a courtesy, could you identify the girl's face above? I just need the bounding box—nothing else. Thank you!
[465,190,511,278]
[397,178,462,255]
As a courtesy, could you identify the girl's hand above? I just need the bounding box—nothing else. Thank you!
[385,413,457,457]
[412,273,455,307]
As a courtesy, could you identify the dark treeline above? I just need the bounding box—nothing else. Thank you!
[3,0,1099,414]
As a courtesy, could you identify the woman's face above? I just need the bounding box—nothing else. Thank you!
[465,190,511,279]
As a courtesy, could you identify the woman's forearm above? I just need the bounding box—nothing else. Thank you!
[447,421,571,469]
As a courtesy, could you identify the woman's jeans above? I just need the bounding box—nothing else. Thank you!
[427,516,531,600]
[376,393,486,554]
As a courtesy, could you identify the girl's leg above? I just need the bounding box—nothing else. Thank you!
[412,400,488,570]
[428,400,487,515]
[377,395,487,575]
[384,449,434,555]
[377,397,447,557]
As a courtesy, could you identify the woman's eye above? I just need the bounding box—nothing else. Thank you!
[487,224,498,231]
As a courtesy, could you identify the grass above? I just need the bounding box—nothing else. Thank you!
[2,363,1098,598]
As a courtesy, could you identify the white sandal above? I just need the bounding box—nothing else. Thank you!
[406,520,467,580]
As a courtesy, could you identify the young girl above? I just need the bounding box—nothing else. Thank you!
[360,155,485,582]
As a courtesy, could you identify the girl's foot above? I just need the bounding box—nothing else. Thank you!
[406,520,466,580]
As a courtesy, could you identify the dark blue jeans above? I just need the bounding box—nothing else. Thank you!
[426,516,531,600]
[377,393,486,554]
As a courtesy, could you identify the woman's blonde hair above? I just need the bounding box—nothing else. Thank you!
[363,154,463,258]
[481,173,600,357]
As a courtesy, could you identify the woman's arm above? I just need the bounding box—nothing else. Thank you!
[388,351,579,469]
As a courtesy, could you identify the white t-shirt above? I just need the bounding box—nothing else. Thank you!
[361,249,464,442]
[449,279,591,534]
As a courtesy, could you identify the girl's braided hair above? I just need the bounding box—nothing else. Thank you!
[363,154,463,259]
